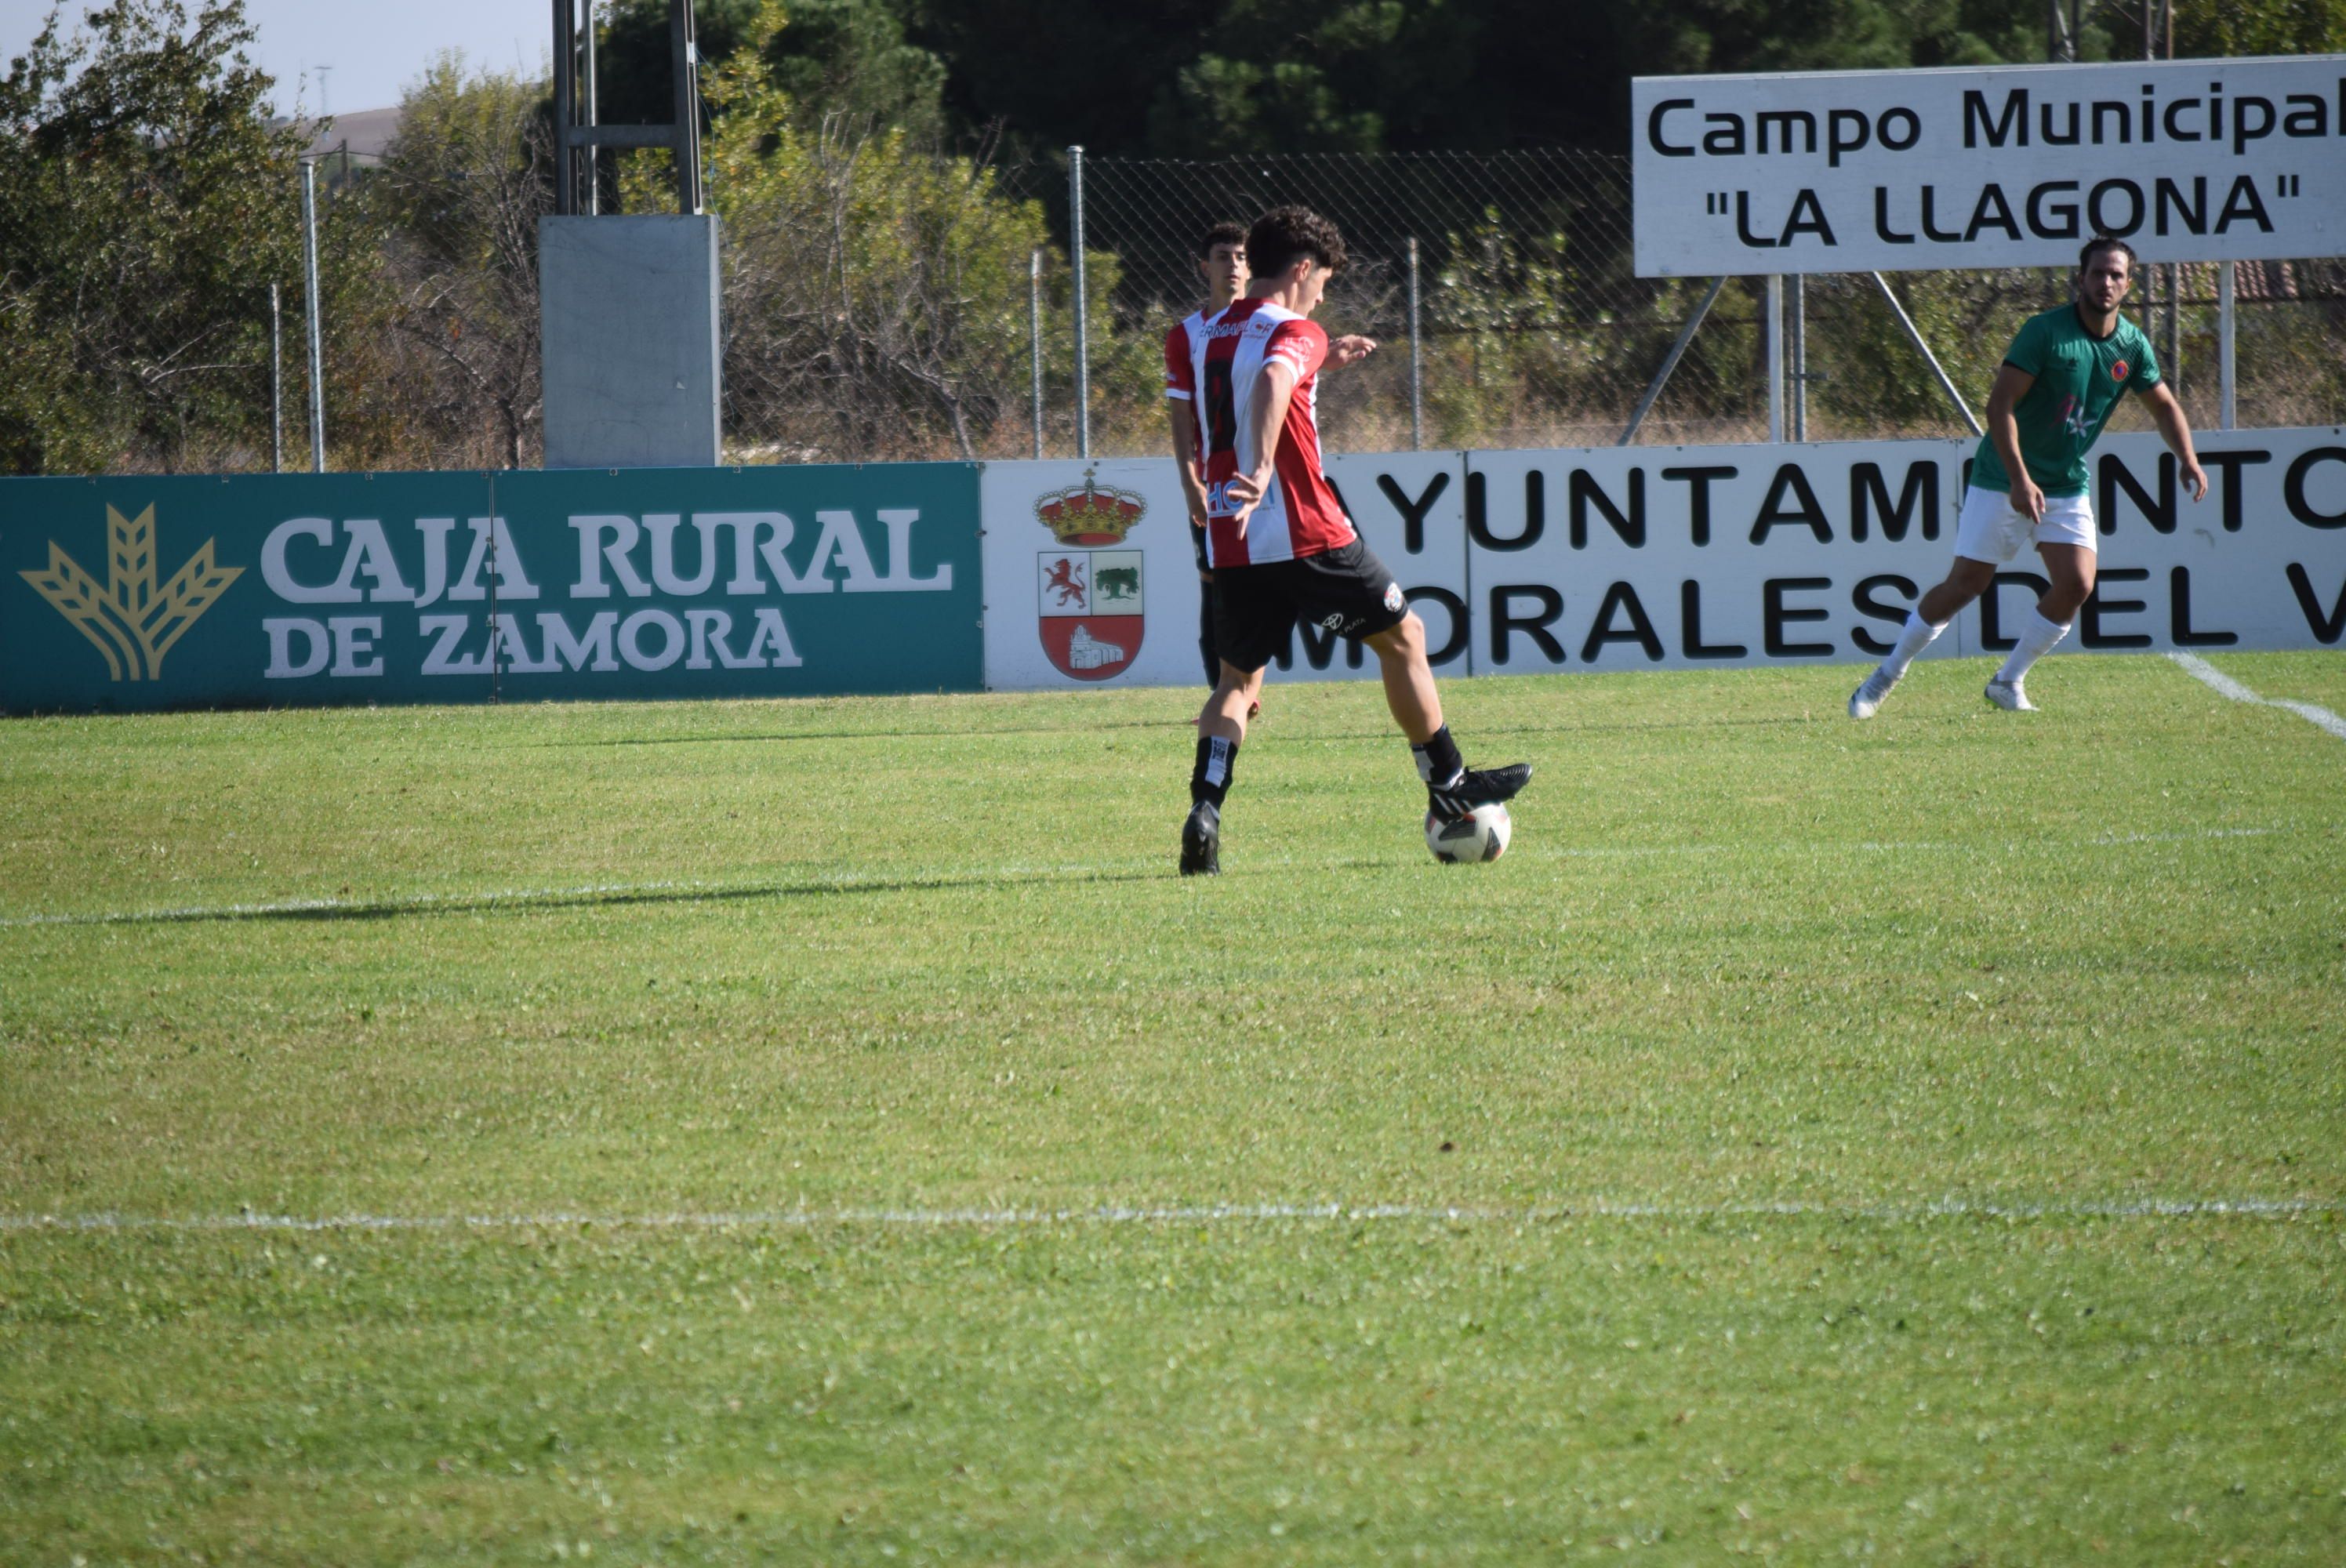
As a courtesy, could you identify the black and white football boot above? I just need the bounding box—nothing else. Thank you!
[1426,762,1532,822]
[1178,800,1222,877]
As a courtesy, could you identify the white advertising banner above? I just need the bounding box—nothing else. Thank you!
[978,430,2346,690]
[979,452,1472,691]
[979,458,1203,692]
[1302,452,1473,681]
[1465,429,2346,673]
[1632,56,2346,276]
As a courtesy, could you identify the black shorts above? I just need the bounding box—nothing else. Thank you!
[1190,522,1211,575]
[1211,538,1409,674]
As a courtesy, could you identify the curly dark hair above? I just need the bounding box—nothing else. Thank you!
[1196,221,1248,259]
[2079,234,2137,275]
[1244,206,1347,279]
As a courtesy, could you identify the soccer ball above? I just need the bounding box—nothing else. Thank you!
[1425,802,1512,864]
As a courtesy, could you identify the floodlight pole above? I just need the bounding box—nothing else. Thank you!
[554,0,701,215]
[2048,0,2083,60]
[554,0,572,205]
[669,0,701,213]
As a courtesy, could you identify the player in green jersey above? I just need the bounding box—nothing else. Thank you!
[1849,235,2208,717]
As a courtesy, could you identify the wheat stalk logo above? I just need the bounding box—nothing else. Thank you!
[20,506,243,681]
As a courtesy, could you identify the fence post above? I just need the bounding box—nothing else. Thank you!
[2219,260,2235,431]
[2165,262,2181,392]
[1407,236,1423,452]
[1030,247,1044,459]
[1767,275,1784,444]
[1069,145,1089,460]
[301,158,326,473]
[269,282,284,474]
[1790,274,1806,442]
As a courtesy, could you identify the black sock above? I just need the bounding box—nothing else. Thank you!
[1191,734,1238,806]
[1412,724,1464,789]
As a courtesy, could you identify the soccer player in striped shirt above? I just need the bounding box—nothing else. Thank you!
[1850,234,2208,717]
[1177,206,1529,875]
[1166,223,1377,693]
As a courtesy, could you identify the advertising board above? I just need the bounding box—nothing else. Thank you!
[1632,56,2346,275]
[0,464,983,713]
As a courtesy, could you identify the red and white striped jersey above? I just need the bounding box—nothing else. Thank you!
[1161,309,1212,466]
[1187,297,1354,568]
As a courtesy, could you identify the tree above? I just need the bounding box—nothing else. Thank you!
[358,56,553,469]
[2168,0,2346,57]
[0,0,307,474]
[597,0,946,145]
[627,1,1054,460]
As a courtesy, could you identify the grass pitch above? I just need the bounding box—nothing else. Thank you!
[3,652,2343,1564]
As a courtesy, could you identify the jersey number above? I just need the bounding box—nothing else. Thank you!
[1203,358,1237,459]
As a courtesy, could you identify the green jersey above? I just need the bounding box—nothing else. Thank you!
[1970,305,2162,499]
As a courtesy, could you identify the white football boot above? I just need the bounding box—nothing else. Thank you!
[1847,668,1901,720]
[1981,678,2036,712]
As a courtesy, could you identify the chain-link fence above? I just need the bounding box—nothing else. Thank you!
[1069,151,2346,454]
[20,144,2346,475]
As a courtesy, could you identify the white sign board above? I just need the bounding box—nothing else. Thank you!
[1460,430,2346,673]
[1632,56,2346,275]
[979,458,1204,691]
[979,454,1473,691]
[978,431,2346,690]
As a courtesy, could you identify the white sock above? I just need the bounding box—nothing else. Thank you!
[1876,609,1948,682]
[1995,609,2070,685]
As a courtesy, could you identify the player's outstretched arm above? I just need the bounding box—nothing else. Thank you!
[2139,381,2210,501]
[1328,335,1378,368]
[1167,399,1210,525]
[1222,360,1299,539]
[1985,363,2043,522]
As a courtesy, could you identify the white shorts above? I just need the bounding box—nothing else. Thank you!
[1952,485,2097,563]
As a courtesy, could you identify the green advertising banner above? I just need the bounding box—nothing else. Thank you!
[0,464,982,713]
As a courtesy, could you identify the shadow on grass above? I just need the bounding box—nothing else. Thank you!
[536,710,1839,751]
[532,716,1193,749]
[8,865,1188,930]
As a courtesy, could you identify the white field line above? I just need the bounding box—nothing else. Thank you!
[2169,652,2346,742]
[0,826,2286,931]
[0,1196,2330,1236]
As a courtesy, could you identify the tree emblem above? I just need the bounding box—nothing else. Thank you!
[20,506,242,681]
